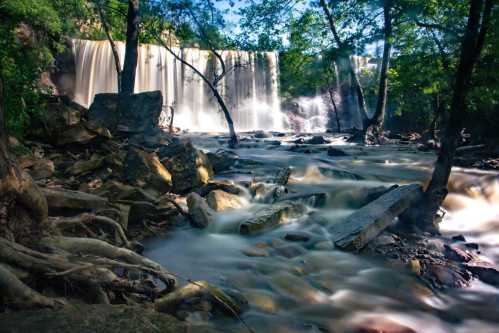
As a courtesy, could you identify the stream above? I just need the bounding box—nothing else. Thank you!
[144,133,499,333]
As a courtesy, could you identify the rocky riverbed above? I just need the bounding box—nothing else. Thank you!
[2,96,498,332]
[143,132,499,333]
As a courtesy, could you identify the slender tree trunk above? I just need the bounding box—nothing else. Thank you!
[98,6,122,92]
[328,88,341,132]
[320,0,369,129]
[402,0,493,232]
[366,1,393,142]
[121,0,139,95]
[155,35,239,147]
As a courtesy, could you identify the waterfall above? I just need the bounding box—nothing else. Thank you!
[283,55,376,133]
[71,39,284,132]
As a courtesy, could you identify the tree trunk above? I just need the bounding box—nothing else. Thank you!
[328,88,341,132]
[0,73,49,244]
[121,0,139,95]
[402,0,492,232]
[366,1,393,142]
[213,89,238,148]
[98,6,122,93]
[319,0,369,129]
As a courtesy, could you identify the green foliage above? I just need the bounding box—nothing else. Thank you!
[279,10,332,98]
[0,0,62,136]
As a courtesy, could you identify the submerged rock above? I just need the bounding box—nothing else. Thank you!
[285,231,311,242]
[187,193,216,228]
[327,147,349,156]
[254,130,272,138]
[206,190,247,212]
[242,246,270,257]
[305,135,329,145]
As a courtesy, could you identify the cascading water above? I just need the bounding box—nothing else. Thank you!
[283,55,377,133]
[71,39,284,132]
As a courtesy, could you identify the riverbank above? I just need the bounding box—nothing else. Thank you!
[2,99,498,332]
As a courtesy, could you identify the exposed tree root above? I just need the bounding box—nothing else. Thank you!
[0,264,59,309]
[50,213,131,248]
[0,236,176,306]
[40,236,176,290]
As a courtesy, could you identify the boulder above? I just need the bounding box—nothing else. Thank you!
[206,190,247,212]
[88,91,163,133]
[155,281,242,316]
[25,158,55,180]
[239,201,306,235]
[128,201,178,226]
[162,142,213,194]
[124,148,172,194]
[206,150,239,173]
[41,187,108,213]
[57,121,111,145]
[68,154,105,175]
[94,181,158,203]
[187,193,216,228]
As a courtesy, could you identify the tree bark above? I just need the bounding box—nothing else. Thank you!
[121,0,139,95]
[366,1,393,142]
[98,5,122,92]
[402,0,493,232]
[320,0,369,129]
[0,70,49,244]
[328,88,341,132]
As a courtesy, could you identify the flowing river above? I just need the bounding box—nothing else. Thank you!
[144,133,499,333]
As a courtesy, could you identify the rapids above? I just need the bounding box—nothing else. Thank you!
[144,133,499,333]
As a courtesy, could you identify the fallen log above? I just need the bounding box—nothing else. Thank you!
[239,202,306,235]
[329,184,423,250]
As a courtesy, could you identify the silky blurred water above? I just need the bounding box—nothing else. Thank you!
[145,133,499,333]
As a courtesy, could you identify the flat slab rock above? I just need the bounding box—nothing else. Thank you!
[239,201,306,235]
[42,187,108,212]
[329,184,423,250]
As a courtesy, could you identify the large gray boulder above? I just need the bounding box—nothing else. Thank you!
[88,91,163,133]
[124,148,172,194]
[161,141,213,194]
